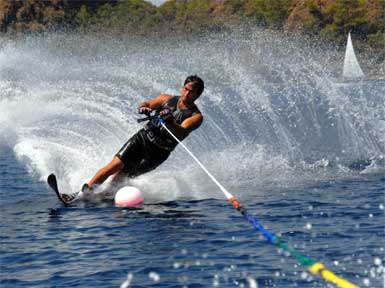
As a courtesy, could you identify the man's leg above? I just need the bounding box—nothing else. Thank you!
[88,156,124,188]
[109,171,127,184]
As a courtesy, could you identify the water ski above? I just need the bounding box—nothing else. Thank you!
[47,174,144,207]
[47,174,79,206]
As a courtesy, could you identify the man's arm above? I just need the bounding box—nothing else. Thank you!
[139,94,203,139]
[166,113,203,139]
[138,94,172,110]
[180,113,203,132]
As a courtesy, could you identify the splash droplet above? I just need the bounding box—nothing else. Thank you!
[363,278,370,286]
[374,257,382,266]
[148,272,160,282]
[247,277,258,288]
[120,273,133,288]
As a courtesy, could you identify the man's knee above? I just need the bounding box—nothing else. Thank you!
[100,157,122,175]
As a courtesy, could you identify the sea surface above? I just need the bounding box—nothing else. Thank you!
[1,30,384,287]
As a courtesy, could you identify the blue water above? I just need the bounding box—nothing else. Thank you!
[1,145,384,287]
[1,31,384,287]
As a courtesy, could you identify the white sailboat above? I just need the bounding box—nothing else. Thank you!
[343,32,364,79]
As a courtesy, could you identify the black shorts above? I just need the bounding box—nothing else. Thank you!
[115,129,171,177]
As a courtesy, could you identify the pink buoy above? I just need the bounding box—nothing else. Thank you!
[115,186,144,207]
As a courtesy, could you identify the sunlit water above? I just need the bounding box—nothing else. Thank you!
[1,30,384,287]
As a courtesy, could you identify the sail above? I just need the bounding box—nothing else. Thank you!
[343,32,364,79]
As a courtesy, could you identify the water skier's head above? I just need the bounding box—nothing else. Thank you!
[181,75,204,105]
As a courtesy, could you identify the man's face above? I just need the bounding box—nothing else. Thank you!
[181,82,200,104]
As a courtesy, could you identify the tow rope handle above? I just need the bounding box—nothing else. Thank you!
[136,115,160,123]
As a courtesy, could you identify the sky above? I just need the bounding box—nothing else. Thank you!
[147,0,167,6]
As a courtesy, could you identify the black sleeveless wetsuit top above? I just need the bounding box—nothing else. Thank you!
[143,96,200,151]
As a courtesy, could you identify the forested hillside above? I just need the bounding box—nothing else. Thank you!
[1,0,384,49]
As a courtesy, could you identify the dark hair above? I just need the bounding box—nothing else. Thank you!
[184,75,204,96]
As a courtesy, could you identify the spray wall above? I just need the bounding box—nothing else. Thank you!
[0,31,384,201]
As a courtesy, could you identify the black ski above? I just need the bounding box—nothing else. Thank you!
[47,174,77,206]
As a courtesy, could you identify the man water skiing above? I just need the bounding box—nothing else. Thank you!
[60,75,204,202]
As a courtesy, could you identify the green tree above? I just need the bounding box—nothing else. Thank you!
[158,0,177,22]
[303,0,324,31]
[367,0,385,48]
[88,0,159,34]
[322,0,368,41]
[243,0,292,28]
[173,0,215,32]
[75,5,89,29]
